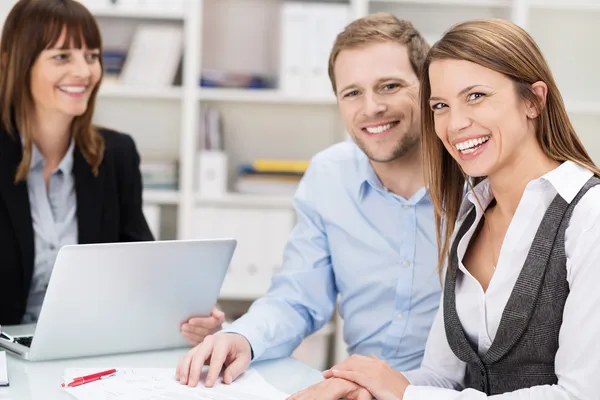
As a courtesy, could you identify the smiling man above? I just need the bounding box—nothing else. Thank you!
[175,13,442,391]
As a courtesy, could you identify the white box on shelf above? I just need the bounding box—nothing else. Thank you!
[196,151,228,197]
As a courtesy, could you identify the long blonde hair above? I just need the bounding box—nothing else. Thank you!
[420,19,600,277]
[0,0,105,182]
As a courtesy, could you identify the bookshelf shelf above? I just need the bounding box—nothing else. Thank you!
[195,193,294,209]
[99,84,183,100]
[198,88,337,105]
[142,190,180,205]
[369,0,510,6]
[90,8,185,20]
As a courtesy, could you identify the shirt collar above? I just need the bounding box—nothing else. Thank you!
[24,135,75,174]
[354,145,387,200]
[458,160,594,219]
[353,143,431,204]
[540,160,593,202]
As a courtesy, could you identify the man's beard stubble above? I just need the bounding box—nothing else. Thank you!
[355,129,421,163]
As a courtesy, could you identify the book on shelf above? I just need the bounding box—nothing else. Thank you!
[251,159,310,174]
[101,49,127,82]
[200,69,272,90]
[141,158,178,191]
[234,159,308,196]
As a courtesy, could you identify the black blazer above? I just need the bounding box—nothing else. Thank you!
[0,127,154,325]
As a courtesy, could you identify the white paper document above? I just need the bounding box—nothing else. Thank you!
[62,367,289,400]
[0,351,8,386]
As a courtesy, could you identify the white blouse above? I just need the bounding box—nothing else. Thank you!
[403,161,600,399]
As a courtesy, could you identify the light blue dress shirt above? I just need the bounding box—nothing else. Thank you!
[22,139,78,323]
[222,140,441,371]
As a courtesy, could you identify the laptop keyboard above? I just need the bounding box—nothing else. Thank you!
[14,336,33,347]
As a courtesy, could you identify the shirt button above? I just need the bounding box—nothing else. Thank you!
[49,244,56,251]
[397,312,404,320]
[401,260,410,267]
[402,204,412,209]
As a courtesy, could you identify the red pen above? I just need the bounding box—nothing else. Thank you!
[61,369,117,388]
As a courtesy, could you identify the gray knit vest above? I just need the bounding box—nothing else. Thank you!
[444,176,599,395]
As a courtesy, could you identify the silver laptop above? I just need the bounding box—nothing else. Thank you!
[0,238,236,361]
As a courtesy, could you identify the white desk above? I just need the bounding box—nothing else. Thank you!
[0,349,323,399]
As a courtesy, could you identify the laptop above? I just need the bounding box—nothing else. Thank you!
[0,238,236,361]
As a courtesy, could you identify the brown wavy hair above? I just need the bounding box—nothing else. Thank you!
[0,0,104,182]
[420,19,600,277]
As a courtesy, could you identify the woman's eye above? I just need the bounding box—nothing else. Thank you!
[468,92,485,101]
[431,102,447,111]
[53,53,68,61]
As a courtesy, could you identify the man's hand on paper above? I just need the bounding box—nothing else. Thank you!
[180,306,225,346]
[286,377,372,400]
[176,332,252,388]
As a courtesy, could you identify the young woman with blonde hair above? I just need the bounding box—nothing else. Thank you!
[316,18,600,400]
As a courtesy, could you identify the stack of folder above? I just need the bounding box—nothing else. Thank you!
[234,159,309,195]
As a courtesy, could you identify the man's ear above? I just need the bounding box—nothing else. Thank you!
[527,81,548,117]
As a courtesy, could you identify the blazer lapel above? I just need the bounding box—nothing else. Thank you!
[74,147,104,244]
[0,131,35,292]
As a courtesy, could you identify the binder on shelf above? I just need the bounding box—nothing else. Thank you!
[119,24,183,87]
[305,3,351,97]
[279,2,311,96]
[279,2,350,98]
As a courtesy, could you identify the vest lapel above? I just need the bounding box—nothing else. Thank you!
[0,131,35,295]
[444,206,483,365]
[482,194,569,364]
[74,147,104,244]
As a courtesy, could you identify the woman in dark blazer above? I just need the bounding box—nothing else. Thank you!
[0,0,223,340]
[0,0,154,326]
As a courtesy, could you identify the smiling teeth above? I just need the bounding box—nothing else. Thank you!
[455,136,490,152]
[58,86,86,93]
[366,123,394,134]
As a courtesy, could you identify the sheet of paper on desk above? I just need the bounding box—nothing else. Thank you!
[0,351,8,386]
[62,367,289,400]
